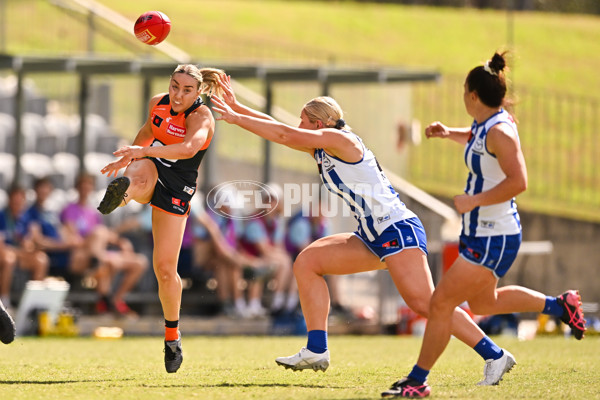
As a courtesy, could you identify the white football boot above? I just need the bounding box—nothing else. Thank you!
[275,347,330,372]
[477,349,517,385]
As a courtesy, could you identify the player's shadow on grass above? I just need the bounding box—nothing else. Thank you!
[0,378,135,385]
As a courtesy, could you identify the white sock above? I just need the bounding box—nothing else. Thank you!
[234,298,246,311]
[271,292,285,310]
[248,298,262,310]
[285,294,299,312]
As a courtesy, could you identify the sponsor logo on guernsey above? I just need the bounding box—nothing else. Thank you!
[481,220,495,229]
[167,123,186,138]
[473,138,484,154]
[377,214,390,224]
[152,114,163,127]
[322,156,334,171]
[183,186,195,195]
[382,239,399,248]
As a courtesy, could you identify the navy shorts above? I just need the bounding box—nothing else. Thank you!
[355,217,428,261]
[149,158,196,216]
[458,232,521,278]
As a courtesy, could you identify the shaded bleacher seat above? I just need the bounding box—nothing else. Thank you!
[0,152,16,189]
[22,113,48,153]
[20,152,56,188]
[84,152,115,190]
[45,114,78,154]
[52,152,80,190]
[67,113,109,155]
[95,133,124,154]
[35,134,60,157]
[0,113,15,153]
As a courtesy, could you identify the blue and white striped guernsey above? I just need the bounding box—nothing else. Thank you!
[462,109,521,237]
[314,134,416,242]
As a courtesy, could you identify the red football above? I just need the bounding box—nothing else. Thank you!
[134,11,171,45]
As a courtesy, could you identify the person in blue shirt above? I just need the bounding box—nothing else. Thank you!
[23,177,82,274]
[285,203,352,319]
[238,184,296,318]
[0,184,48,307]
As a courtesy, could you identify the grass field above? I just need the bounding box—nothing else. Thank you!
[1,335,598,399]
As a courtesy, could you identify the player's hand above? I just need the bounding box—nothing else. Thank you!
[113,145,145,159]
[218,74,237,107]
[425,121,450,139]
[100,157,129,178]
[100,146,144,178]
[211,96,239,124]
[453,193,478,214]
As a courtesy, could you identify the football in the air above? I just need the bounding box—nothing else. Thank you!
[134,11,171,45]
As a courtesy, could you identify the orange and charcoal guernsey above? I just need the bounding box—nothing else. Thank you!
[149,94,212,183]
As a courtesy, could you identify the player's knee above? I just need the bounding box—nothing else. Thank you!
[427,290,456,317]
[293,248,323,276]
[403,295,430,318]
[467,301,490,315]
[153,260,176,283]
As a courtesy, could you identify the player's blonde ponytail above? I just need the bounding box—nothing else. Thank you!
[171,64,225,98]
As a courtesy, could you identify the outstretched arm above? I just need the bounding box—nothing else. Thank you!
[212,96,364,161]
[219,74,275,122]
[425,121,472,145]
[211,95,317,154]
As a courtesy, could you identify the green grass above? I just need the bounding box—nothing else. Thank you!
[0,335,598,399]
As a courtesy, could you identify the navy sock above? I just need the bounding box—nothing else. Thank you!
[165,319,179,328]
[542,296,563,317]
[474,337,503,361]
[407,364,429,384]
[306,330,327,354]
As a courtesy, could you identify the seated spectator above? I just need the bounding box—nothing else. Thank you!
[238,184,296,318]
[285,204,353,319]
[24,177,83,275]
[0,184,48,307]
[60,173,148,316]
[191,192,250,318]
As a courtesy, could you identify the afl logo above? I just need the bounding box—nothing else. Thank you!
[206,180,279,220]
[474,139,484,152]
[322,156,331,169]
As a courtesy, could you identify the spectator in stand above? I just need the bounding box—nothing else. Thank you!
[285,202,353,319]
[0,184,48,307]
[191,190,251,318]
[238,184,297,318]
[60,173,148,316]
[24,177,83,276]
